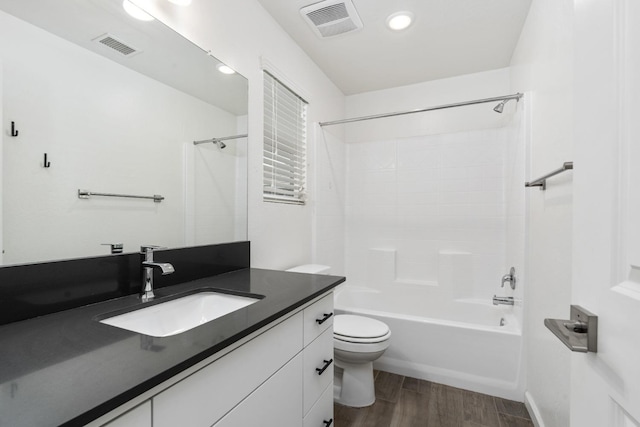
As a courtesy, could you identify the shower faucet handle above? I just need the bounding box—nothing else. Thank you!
[501,267,516,290]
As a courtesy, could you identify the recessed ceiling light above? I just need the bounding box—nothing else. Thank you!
[386,11,414,31]
[167,0,192,6]
[217,64,236,75]
[122,0,154,21]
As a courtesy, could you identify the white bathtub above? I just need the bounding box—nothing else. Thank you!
[334,284,524,400]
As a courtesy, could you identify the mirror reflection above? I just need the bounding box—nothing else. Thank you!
[0,0,249,265]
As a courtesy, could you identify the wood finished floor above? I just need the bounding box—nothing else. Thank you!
[334,371,534,427]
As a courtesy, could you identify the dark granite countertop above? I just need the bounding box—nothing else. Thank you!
[0,268,344,427]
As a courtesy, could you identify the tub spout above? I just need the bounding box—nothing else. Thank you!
[493,295,514,306]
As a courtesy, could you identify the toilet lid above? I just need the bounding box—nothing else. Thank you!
[333,314,390,340]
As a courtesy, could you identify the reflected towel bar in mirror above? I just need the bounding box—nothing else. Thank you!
[525,161,573,190]
[78,189,164,203]
[193,133,248,147]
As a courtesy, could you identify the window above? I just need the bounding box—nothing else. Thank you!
[263,71,308,205]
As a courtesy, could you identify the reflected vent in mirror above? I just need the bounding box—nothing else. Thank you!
[92,33,141,57]
[300,0,363,38]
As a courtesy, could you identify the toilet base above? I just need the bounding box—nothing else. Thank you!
[333,359,376,407]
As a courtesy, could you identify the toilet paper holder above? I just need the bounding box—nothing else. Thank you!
[544,305,598,353]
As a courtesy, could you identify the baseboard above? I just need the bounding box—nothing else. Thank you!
[524,391,544,427]
[374,357,523,401]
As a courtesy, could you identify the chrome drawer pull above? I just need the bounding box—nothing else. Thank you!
[315,312,333,325]
[315,358,333,375]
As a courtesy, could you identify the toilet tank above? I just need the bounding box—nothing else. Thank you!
[285,264,331,275]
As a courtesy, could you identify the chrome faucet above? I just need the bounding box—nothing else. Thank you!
[501,267,516,290]
[493,295,515,306]
[140,245,175,302]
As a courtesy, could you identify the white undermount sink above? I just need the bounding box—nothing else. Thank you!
[100,291,261,337]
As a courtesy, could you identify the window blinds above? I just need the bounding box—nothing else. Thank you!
[263,71,308,204]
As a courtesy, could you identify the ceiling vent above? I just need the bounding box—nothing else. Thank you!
[300,0,363,38]
[92,33,141,57]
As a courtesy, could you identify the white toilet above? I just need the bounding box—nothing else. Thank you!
[333,314,391,407]
[285,264,391,408]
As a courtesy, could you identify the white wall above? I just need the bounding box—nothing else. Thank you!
[0,10,240,264]
[140,0,346,270]
[509,0,574,426]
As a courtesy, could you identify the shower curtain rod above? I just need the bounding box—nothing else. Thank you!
[318,93,524,127]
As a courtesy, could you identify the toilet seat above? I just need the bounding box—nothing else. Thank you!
[333,314,391,344]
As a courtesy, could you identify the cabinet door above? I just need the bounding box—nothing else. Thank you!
[153,312,303,427]
[102,401,151,427]
[303,384,334,427]
[214,353,303,427]
[303,327,334,415]
[303,293,334,347]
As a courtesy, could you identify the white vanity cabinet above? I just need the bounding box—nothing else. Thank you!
[95,291,335,427]
[213,353,303,427]
[302,293,335,427]
[304,382,334,427]
[153,312,303,427]
[102,402,151,427]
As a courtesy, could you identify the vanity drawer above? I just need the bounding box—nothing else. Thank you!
[153,312,303,427]
[102,401,151,427]
[213,353,303,427]
[303,383,334,427]
[303,293,334,347]
[303,327,334,415]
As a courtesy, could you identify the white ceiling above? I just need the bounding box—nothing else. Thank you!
[257,0,532,95]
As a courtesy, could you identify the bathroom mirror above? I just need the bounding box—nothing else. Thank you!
[0,0,248,265]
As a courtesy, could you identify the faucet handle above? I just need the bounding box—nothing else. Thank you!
[140,245,167,254]
[101,243,123,254]
[501,267,517,290]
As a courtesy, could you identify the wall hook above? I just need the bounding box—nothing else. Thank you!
[43,153,51,168]
[10,121,18,137]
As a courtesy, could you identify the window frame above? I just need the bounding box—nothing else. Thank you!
[262,70,309,205]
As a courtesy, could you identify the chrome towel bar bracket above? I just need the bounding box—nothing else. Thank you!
[525,161,573,190]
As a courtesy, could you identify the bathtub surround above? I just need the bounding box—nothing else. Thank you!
[345,126,514,298]
[439,251,474,300]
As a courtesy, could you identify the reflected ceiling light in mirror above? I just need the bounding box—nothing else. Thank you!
[217,64,236,75]
[386,11,414,31]
[167,0,193,5]
[122,0,154,21]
